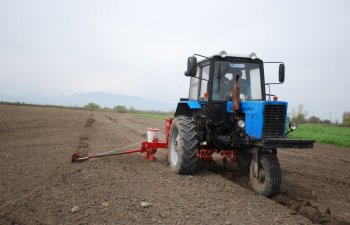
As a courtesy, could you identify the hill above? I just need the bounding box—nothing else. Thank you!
[0,92,175,112]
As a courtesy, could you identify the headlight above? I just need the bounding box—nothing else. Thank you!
[289,123,297,130]
[220,50,227,58]
[250,52,257,60]
[237,120,245,128]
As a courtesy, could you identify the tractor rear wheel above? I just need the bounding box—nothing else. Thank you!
[168,116,198,174]
[249,152,281,197]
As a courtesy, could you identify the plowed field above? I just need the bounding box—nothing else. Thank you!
[0,105,349,225]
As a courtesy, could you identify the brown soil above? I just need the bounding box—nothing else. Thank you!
[0,105,349,225]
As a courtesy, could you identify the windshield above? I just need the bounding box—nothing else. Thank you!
[212,61,263,101]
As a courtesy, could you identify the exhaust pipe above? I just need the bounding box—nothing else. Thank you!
[232,75,240,111]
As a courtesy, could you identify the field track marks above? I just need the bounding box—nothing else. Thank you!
[203,160,349,225]
[99,112,148,139]
[273,193,349,225]
[76,114,95,155]
[283,169,350,188]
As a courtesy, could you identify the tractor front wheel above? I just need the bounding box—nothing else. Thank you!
[168,116,198,174]
[249,152,281,197]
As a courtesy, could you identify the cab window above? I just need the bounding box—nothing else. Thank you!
[188,67,200,100]
[199,65,209,100]
[213,61,262,101]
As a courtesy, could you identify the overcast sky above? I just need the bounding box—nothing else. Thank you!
[1,0,349,122]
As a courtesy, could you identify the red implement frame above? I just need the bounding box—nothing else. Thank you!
[197,149,237,166]
[71,118,173,163]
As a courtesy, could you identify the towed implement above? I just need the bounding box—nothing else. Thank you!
[72,51,314,197]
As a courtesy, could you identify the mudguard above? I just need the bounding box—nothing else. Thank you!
[174,100,201,117]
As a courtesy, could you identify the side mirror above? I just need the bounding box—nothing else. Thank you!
[184,56,197,77]
[279,63,285,83]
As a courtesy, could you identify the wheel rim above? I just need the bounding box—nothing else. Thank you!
[257,169,266,184]
[170,128,180,166]
[253,167,266,185]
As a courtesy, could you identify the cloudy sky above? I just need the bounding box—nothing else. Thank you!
[1,0,349,121]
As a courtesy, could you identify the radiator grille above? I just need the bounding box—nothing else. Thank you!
[263,104,286,138]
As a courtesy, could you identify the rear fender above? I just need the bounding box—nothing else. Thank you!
[174,101,201,117]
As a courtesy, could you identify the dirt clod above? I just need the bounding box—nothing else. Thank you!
[85,117,95,127]
[102,202,109,207]
[71,206,79,213]
[140,201,152,207]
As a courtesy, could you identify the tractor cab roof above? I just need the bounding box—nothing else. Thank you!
[211,51,258,59]
[196,51,259,64]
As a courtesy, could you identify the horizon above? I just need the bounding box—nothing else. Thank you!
[0,91,345,123]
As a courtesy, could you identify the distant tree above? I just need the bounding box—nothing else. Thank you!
[343,112,350,127]
[295,114,306,124]
[114,105,127,113]
[84,102,101,110]
[129,106,137,113]
[308,116,321,124]
[321,119,331,124]
[290,104,308,124]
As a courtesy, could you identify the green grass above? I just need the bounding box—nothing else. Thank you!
[129,112,173,120]
[289,123,350,148]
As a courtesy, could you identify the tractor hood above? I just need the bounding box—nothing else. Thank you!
[227,101,288,140]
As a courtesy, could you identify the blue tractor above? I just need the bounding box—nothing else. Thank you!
[168,51,314,197]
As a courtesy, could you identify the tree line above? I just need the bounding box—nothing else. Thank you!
[289,104,350,127]
[83,102,172,114]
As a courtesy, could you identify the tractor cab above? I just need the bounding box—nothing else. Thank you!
[180,53,266,131]
[188,55,265,102]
